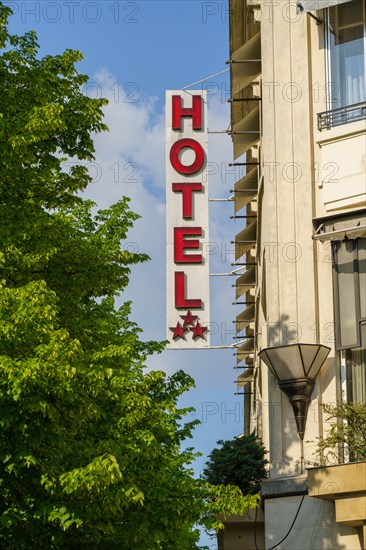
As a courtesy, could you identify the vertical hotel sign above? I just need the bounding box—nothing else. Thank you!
[166,91,210,349]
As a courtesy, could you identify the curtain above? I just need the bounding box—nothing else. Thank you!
[350,324,366,403]
[329,0,366,108]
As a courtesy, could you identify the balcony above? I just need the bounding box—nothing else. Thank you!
[318,101,366,131]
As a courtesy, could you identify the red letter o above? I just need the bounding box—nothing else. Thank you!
[170,138,205,175]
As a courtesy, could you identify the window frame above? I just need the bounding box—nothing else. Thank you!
[332,238,366,351]
[325,0,366,111]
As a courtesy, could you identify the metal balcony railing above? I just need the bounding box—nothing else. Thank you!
[318,101,366,131]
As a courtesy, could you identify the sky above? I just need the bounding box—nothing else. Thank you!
[7,2,247,546]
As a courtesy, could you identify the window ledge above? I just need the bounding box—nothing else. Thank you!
[308,462,366,527]
[308,461,366,500]
[261,475,308,498]
[315,117,366,147]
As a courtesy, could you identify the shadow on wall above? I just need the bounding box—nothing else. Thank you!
[264,313,300,347]
[307,499,347,550]
[259,313,337,476]
[260,314,303,477]
[265,496,350,550]
[308,462,366,550]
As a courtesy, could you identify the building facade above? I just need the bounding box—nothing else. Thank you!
[227,0,366,548]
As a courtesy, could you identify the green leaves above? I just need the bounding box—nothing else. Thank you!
[203,483,260,531]
[203,434,268,495]
[0,5,261,548]
[310,401,366,465]
[47,506,82,531]
[9,103,67,147]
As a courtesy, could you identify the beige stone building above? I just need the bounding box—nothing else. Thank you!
[225,0,366,548]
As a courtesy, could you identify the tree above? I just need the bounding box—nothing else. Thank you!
[203,434,268,495]
[312,401,366,466]
[0,5,257,548]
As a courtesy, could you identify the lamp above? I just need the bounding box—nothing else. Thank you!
[259,343,331,440]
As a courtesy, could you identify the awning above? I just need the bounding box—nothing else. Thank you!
[313,210,366,241]
[297,0,354,13]
[236,338,255,365]
[236,304,256,332]
[235,219,257,260]
[237,369,254,389]
[231,32,261,94]
[235,266,256,299]
[232,106,260,160]
[234,167,258,213]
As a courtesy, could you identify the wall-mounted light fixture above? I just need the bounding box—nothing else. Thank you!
[259,344,331,440]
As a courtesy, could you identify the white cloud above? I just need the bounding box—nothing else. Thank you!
[84,74,246,477]
[92,68,165,193]
[85,73,241,345]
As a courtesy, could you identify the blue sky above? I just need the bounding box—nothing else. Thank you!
[8,2,247,546]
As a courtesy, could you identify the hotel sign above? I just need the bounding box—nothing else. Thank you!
[166,91,210,349]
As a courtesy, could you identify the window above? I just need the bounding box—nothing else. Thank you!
[327,0,366,109]
[346,323,366,403]
[333,238,366,403]
[319,0,366,129]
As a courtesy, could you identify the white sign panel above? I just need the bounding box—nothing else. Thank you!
[166,91,210,349]
[297,0,354,12]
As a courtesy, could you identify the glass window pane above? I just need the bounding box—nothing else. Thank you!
[337,241,358,347]
[358,238,366,318]
[349,324,366,404]
[328,0,366,108]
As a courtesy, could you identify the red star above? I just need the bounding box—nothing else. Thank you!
[180,310,198,326]
[170,322,187,340]
[190,322,208,340]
